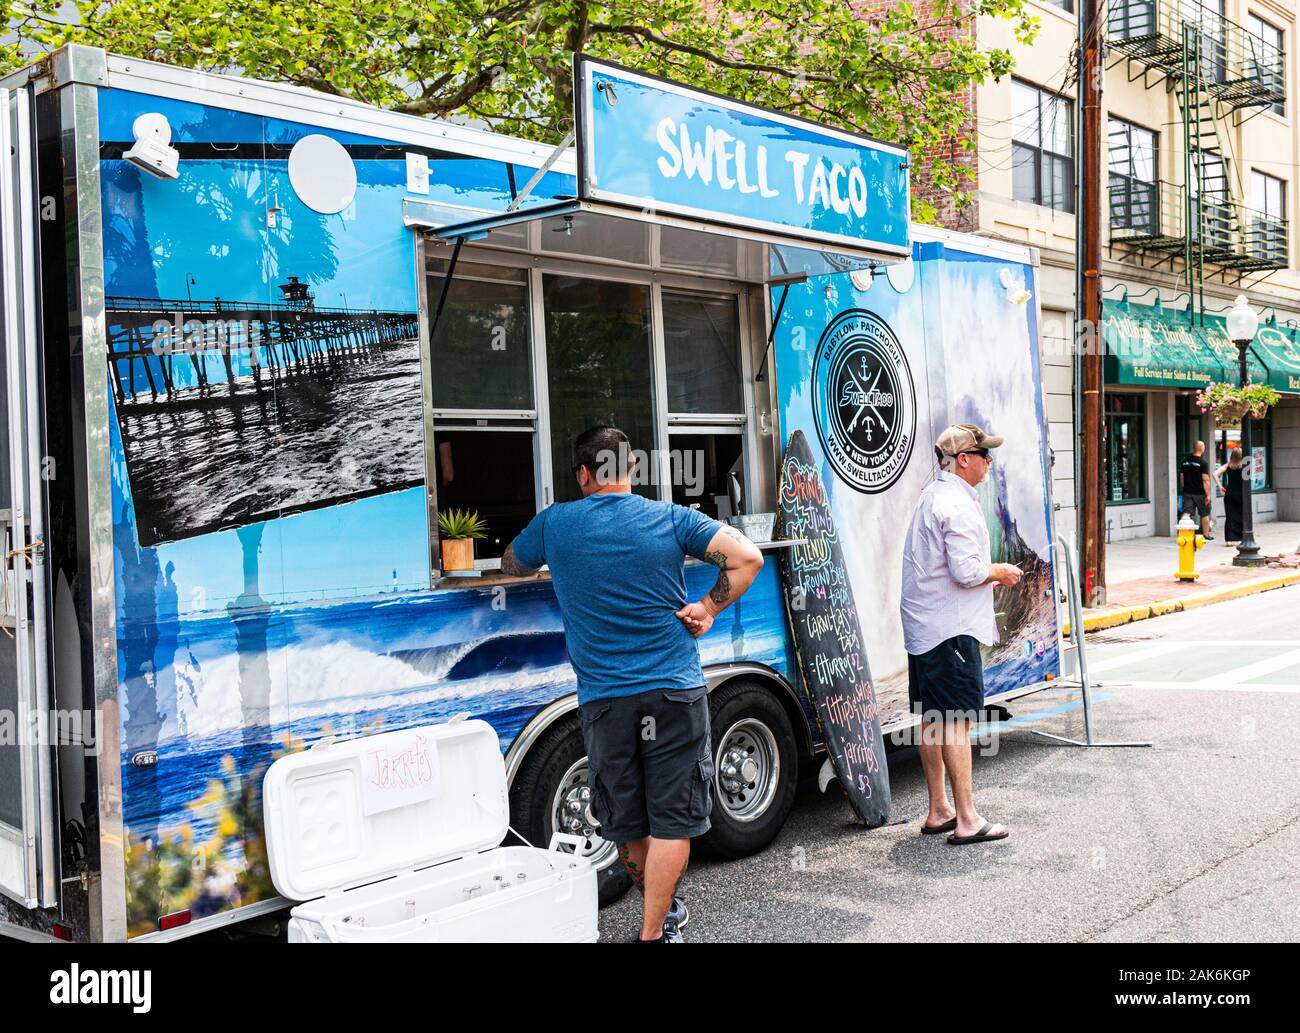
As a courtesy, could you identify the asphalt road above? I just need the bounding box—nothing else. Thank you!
[598,588,1300,943]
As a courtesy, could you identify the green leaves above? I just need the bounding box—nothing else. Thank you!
[437,508,489,540]
[2,0,1035,220]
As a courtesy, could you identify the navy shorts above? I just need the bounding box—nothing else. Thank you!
[579,685,714,842]
[908,634,986,720]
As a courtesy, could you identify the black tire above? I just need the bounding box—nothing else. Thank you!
[698,679,799,859]
[509,714,633,908]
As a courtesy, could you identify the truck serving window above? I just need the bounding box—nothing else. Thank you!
[421,245,759,584]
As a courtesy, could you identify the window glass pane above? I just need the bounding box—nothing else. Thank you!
[1012,143,1038,204]
[1045,154,1074,212]
[1011,82,1040,147]
[1108,120,1133,176]
[543,275,655,502]
[669,433,744,521]
[1045,93,1073,157]
[1132,127,1155,181]
[433,428,536,560]
[427,259,532,410]
[663,291,743,414]
[1106,406,1146,502]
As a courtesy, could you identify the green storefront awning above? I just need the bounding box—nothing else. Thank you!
[1239,322,1300,394]
[1103,301,1291,391]
[1193,312,1273,388]
[1103,302,1226,388]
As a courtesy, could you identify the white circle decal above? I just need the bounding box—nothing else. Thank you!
[886,258,915,294]
[287,134,357,215]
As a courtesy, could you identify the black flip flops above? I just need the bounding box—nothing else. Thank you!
[947,821,1010,845]
[920,817,958,835]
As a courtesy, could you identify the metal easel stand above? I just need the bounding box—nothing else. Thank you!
[1029,535,1153,748]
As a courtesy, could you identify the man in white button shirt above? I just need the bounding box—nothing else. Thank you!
[901,423,1023,845]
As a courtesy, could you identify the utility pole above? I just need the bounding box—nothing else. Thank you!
[1078,0,1105,605]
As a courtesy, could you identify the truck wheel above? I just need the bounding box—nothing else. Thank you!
[698,679,799,859]
[509,715,632,908]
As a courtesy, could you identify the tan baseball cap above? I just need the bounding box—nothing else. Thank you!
[934,423,1005,462]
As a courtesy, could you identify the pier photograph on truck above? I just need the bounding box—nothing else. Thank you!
[102,110,424,546]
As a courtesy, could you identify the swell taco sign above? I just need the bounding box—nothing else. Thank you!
[812,308,916,494]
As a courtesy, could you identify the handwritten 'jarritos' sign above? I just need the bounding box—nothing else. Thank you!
[360,731,441,816]
[778,430,890,826]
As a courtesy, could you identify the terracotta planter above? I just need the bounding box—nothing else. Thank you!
[440,537,476,572]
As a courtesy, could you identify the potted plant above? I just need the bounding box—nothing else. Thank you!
[437,509,488,572]
[1195,381,1281,423]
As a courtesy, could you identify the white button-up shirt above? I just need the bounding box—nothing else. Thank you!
[900,470,998,655]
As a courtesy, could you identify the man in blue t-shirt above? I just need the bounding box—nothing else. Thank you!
[503,425,763,942]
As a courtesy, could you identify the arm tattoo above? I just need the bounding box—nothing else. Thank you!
[499,543,538,578]
[705,549,732,607]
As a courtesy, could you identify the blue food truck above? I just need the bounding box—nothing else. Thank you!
[0,46,1062,941]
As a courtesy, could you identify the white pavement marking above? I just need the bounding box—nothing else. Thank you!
[1085,641,1185,674]
[1191,647,1300,686]
[1097,680,1300,694]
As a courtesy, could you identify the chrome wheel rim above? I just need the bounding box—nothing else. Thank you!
[551,758,619,871]
[715,717,780,823]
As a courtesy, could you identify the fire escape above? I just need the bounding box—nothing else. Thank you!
[1107,0,1288,317]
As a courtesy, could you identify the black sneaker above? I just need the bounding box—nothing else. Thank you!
[632,928,683,943]
[1205,534,1215,541]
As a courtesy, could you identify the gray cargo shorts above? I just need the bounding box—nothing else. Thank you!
[579,685,714,842]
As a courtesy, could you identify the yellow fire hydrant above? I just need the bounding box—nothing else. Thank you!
[1176,513,1206,581]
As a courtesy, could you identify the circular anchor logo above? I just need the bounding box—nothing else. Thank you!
[812,308,916,494]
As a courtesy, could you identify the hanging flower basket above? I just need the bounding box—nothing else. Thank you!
[1195,381,1281,423]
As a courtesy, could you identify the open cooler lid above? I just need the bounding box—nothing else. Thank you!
[263,718,510,901]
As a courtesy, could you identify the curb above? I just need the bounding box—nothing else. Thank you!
[1064,569,1300,636]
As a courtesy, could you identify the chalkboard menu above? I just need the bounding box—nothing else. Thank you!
[778,430,891,826]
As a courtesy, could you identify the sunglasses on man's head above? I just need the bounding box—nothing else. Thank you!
[962,448,992,461]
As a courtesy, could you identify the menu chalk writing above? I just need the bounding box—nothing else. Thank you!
[778,430,890,826]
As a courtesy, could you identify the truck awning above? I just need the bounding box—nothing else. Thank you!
[403,196,894,286]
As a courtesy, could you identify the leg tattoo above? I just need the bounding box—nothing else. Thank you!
[618,842,646,893]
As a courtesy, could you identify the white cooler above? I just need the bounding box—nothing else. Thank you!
[263,716,598,942]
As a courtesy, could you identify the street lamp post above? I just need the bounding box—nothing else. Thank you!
[1225,295,1263,567]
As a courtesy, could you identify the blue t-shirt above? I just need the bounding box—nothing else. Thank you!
[511,493,722,703]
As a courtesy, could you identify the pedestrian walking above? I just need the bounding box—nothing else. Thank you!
[1179,440,1214,541]
[1217,447,1246,545]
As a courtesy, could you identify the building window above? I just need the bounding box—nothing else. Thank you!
[1108,0,1155,40]
[1249,170,1288,264]
[1011,79,1075,212]
[1245,13,1285,116]
[1042,0,1073,11]
[1106,393,1147,502]
[1109,118,1158,235]
[1175,393,1205,464]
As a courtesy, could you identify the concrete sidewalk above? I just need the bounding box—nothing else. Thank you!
[1068,520,1300,634]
